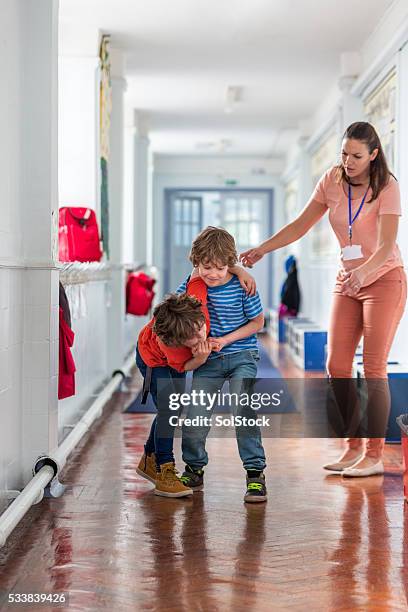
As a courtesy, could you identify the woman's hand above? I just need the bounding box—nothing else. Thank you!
[336,267,348,282]
[340,268,366,297]
[239,247,264,268]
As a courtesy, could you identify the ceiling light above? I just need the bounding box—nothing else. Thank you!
[195,141,216,150]
[224,86,243,114]
[218,139,233,153]
[195,139,233,153]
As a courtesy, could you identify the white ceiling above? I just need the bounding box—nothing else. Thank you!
[60,0,394,157]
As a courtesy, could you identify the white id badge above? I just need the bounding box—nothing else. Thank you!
[342,245,363,260]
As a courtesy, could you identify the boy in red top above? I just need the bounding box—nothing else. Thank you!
[136,277,218,497]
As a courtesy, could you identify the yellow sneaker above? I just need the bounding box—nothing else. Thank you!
[136,452,157,484]
[154,462,193,497]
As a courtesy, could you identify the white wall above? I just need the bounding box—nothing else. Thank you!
[0,1,24,263]
[58,57,100,211]
[123,126,135,263]
[391,39,408,362]
[0,268,24,490]
[0,0,59,490]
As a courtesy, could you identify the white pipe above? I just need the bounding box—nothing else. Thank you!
[50,351,135,470]
[0,466,54,547]
[0,352,135,548]
[53,351,134,470]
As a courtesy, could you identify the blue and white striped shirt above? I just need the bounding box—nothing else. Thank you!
[176,274,263,357]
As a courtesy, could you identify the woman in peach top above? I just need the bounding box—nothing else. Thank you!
[240,122,407,477]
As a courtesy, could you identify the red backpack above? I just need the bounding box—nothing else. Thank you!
[126,272,156,316]
[59,207,102,262]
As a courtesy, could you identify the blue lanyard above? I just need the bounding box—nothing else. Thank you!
[348,184,369,244]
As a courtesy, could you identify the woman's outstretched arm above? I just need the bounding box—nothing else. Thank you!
[240,198,327,267]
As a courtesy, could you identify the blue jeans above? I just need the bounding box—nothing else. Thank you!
[136,347,186,467]
[181,349,266,471]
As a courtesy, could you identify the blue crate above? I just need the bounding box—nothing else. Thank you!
[278,317,286,342]
[291,325,327,371]
[303,329,328,370]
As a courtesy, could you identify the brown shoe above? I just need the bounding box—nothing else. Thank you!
[154,462,193,498]
[136,452,157,484]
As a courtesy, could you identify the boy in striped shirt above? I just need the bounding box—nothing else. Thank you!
[176,226,267,503]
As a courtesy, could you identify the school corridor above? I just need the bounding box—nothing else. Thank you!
[2,0,408,610]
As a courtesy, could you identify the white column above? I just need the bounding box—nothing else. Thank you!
[19,0,59,482]
[107,48,127,372]
[58,56,100,214]
[108,48,127,263]
[132,111,150,265]
[396,43,408,265]
[294,136,314,317]
[297,137,313,217]
[390,43,408,362]
[338,53,364,132]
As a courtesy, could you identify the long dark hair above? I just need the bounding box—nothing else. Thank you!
[335,121,395,201]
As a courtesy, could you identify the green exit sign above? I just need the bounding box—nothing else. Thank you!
[224,179,239,186]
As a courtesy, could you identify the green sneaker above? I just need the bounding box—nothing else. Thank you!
[180,465,204,491]
[244,473,267,503]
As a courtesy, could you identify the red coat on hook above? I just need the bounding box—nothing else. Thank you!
[126,272,156,316]
[58,307,76,399]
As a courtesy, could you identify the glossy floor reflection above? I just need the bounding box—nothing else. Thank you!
[0,359,407,610]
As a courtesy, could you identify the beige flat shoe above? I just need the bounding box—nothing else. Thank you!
[323,456,363,473]
[342,460,384,478]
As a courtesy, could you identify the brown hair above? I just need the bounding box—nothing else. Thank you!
[189,226,238,267]
[335,121,396,201]
[153,293,205,346]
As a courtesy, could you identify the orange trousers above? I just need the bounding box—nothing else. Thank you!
[326,267,407,458]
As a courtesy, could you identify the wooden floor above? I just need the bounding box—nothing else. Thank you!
[1,338,408,611]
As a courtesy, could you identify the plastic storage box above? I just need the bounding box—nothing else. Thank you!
[289,323,327,371]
